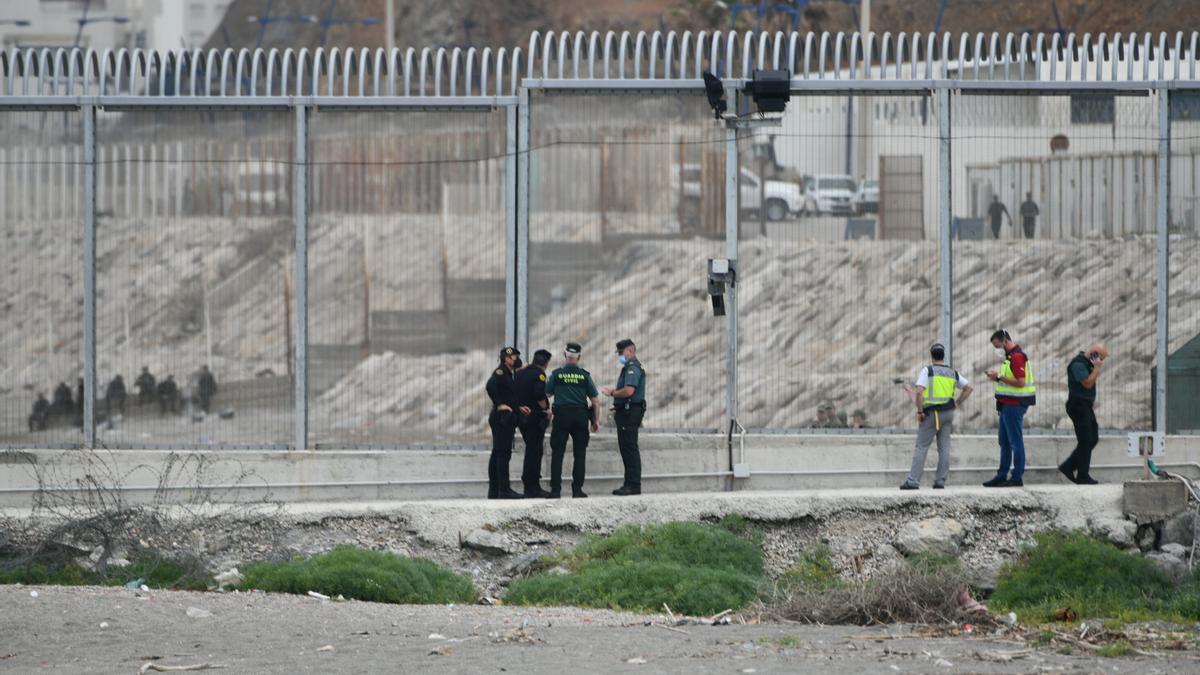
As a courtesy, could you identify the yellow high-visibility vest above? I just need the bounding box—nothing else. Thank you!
[995,348,1037,404]
[922,364,960,411]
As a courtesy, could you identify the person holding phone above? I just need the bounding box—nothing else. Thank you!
[1059,342,1109,485]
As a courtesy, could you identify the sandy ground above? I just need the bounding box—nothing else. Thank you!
[1,585,1198,674]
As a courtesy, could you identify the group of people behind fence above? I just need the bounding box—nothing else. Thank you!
[28,364,218,432]
[900,328,1108,490]
[485,340,645,500]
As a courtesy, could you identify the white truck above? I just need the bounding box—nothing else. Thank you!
[677,163,805,221]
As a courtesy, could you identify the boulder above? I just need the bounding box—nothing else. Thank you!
[1088,517,1136,549]
[1145,551,1189,583]
[504,550,545,577]
[968,558,1006,592]
[1161,543,1189,559]
[895,518,966,557]
[1136,524,1158,552]
[463,529,519,556]
[1162,511,1195,549]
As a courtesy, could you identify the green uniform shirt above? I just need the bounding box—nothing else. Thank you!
[545,363,598,408]
[615,358,646,404]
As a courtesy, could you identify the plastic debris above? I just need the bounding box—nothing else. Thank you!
[428,633,446,640]
[29,590,38,598]
[185,607,212,619]
[316,645,334,653]
[626,657,648,664]
[307,591,330,601]
[125,578,146,589]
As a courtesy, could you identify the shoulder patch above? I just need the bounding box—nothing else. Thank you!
[538,373,546,382]
[494,368,504,376]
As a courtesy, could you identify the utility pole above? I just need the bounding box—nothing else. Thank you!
[854,0,872,185]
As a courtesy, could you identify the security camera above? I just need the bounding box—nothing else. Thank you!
[747,69,790,114]
[707,258,736,317]
[703,72,727,120]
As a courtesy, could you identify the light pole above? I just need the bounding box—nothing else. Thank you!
[72,0,130,48]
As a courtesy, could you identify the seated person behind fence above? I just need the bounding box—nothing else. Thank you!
[157,375,180,415]
[813,401,847,428]
[29,393,50,431]
[106,375,127,418]
[134,367,156,407]
[850,409,868,429]
[196,365,218,414]
[52,381,74,418]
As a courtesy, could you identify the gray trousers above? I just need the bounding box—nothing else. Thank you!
[905,408,955,486]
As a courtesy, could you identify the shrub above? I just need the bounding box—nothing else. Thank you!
[240,546,476,605]
[771,558,971,625]
[507,522,764,615]
[0,551,212,590]
[990,531,1175,622]
[777,544,839,591]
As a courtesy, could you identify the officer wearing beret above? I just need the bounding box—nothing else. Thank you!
[514,349,553,498]
[602,338,645,496]
[543,342,600,498]
[485,346,527,499]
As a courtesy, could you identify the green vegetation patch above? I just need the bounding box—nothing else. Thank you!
[507,521,764,615]
[778,543,839,591]
[990,531,1191,622]
[0,551,212,591]
[240,545,476,605]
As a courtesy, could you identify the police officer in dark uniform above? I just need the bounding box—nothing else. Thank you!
[602,338,646,496]
[514,349,553,498]
[485,346,527,500]
[544,342,601,498]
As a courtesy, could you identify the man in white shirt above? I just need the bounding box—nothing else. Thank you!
[901,343,974,490]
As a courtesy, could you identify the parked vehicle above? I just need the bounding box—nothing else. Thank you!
[676,163,805,221]
[854,178,879,214]
[805,174,858,215]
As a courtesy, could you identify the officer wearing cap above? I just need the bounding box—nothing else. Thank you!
[543,342,601,498]
[485,346,527,499]
[900,343,974,490]
[515,349,554,498]
[602,338,645,496]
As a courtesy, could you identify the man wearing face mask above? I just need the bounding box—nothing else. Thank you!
[602,338,646,496]
[983,329,1037,488]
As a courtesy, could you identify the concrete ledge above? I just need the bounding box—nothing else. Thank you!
[1,434,1197,505]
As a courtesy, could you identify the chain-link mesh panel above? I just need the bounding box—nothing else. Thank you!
[307,110,507,447]
[95,110,294,447]
[1168,91,1200,434]
[737,94,941,432]
[528,93,726,432]
[951,93,1157,432]
[0,110,84,446]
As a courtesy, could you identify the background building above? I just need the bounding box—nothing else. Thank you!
[0,0,230,51]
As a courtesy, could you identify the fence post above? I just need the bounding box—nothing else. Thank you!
[937,86,953,362]
[516,87,530,355]
[82,102,97,448]
[293,103,309,450]
[1156,86,1170,433]
[724,86,739,453]
[505,103,518,347]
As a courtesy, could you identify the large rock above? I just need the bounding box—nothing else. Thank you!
[895,518,966,557]
[1145,551,1189,583]
[463,529,519,556]
[968,558,1006,592]
[504,550,546,577]
[1088,517,1136,549]
[1161,543,1189,559]
[1162,511,1195,549]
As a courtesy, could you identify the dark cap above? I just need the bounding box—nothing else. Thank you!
[532,349,552,366]
[564,342,582,357]
[615,338,635,353]
[930,343,945,359]
[499,346,521,360]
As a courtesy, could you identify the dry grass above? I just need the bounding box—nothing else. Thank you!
[769,561,985,626]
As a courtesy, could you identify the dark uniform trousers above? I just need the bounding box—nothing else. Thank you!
[549,407,590,494]
[1063,398,1099,480]
[614,404,644,488]
[488,409,517,496]
[519,415,548,492]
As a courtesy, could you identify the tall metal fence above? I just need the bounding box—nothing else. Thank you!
[1,31,1197,449]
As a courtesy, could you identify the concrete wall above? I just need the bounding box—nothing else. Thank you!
[3,433,1198,507]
